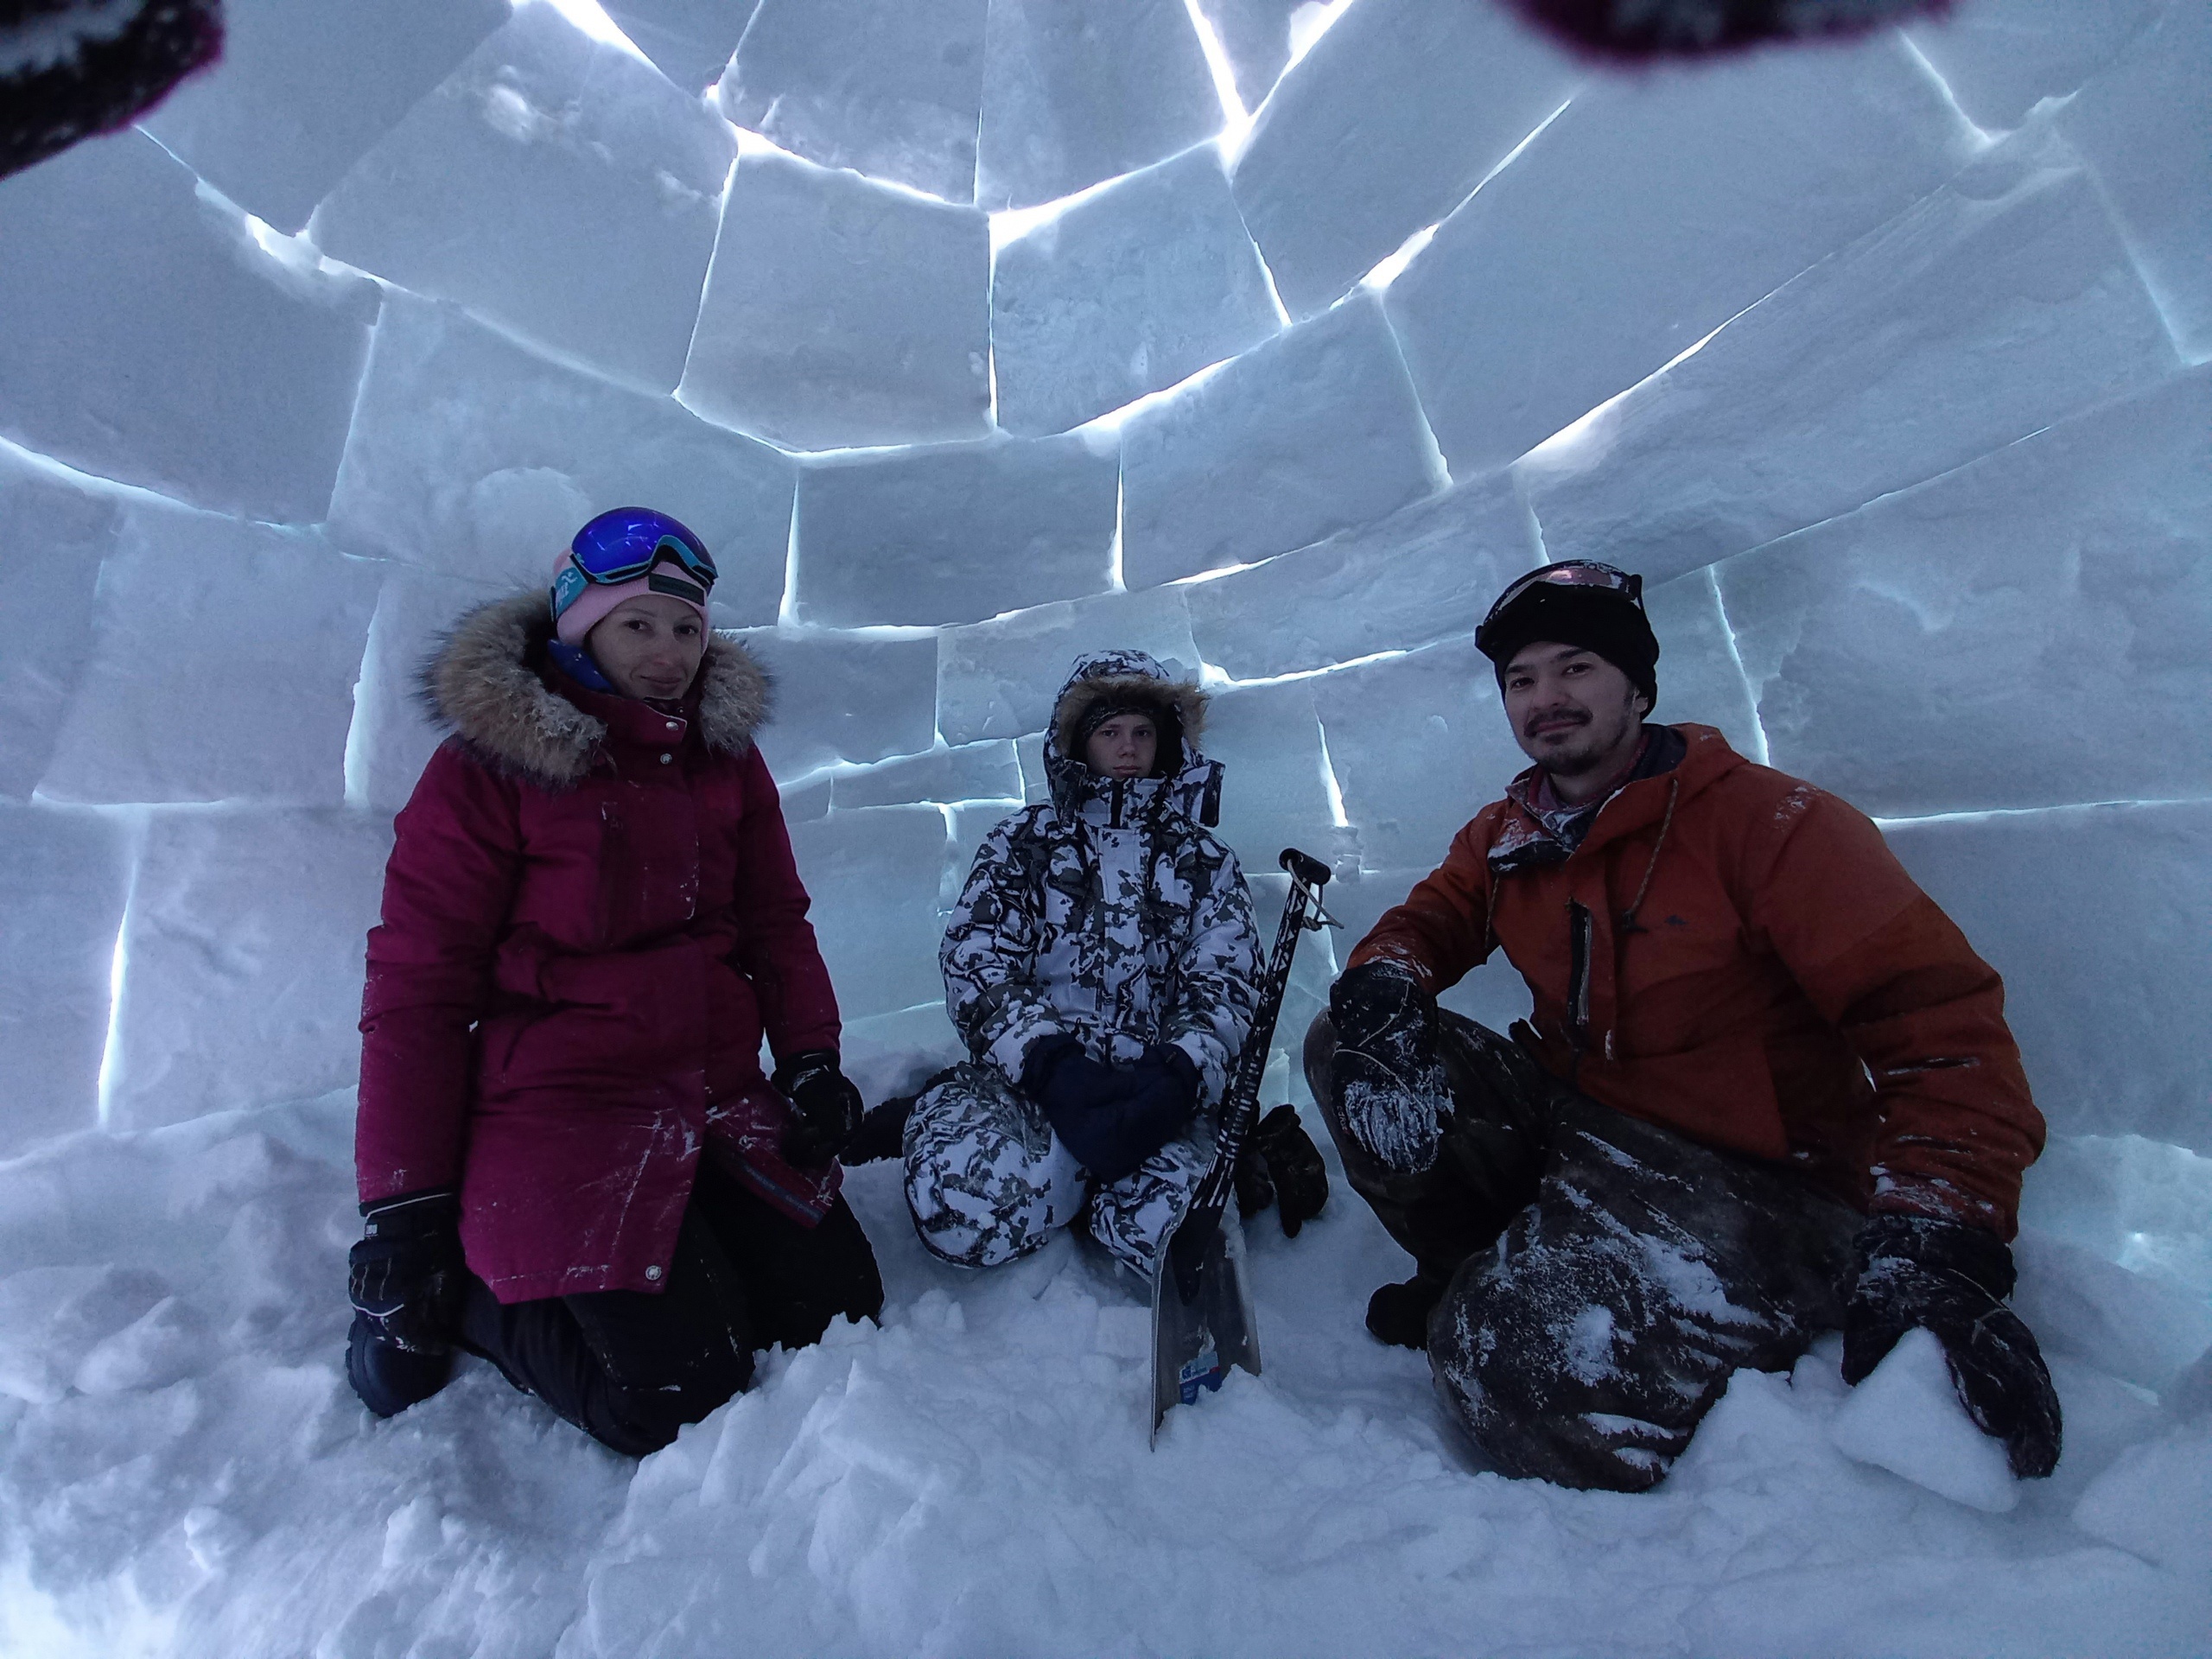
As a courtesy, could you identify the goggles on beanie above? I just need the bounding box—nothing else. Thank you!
[1476,560,1643,656]
[550,507,718,628]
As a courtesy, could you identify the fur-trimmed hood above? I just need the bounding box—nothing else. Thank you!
[1047,648,1208,760]
[423,593,771,790]
[1041,649,1221,825]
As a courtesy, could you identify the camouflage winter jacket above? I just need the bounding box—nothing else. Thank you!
[941,652,1262,1110]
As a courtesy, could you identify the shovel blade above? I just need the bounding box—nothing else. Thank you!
[1149,1211,1260,1444]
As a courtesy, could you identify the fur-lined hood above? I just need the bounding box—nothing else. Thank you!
[1047,648,1208,760]
[423,593,771,790]
[1042,649,1221,826]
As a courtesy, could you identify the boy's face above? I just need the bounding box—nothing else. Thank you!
[1085,714,1159,779]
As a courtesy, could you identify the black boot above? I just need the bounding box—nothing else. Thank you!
[1366,1274,1448,1350]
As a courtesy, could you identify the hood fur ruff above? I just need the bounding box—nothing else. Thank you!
[423,593,771,790]
[1048,653,1208,762]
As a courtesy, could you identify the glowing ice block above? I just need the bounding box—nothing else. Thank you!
[328,295,791,619]
[39,504,380,809]
[718,0,987,201]
[976,0,1221,211]
[991,144,1279,437]
[139,0,507,233]
[0,130,376,524]
[1119,294,1437,590]
[314,2,736,395]
[680,148,990,449]
[791,436,1116,629]
[1518,134,2178,582]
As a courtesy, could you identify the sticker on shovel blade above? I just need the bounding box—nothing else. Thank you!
[1179,1330,1226,1405]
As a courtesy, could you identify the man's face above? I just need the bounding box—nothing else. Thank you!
[1502,642,1648,778]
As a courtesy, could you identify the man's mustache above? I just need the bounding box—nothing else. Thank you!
[1522,708,1590,737]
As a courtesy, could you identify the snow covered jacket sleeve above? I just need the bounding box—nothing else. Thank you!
[722,741,841,1068]
[1735,790,2042,1237]
[357,743,521,1199]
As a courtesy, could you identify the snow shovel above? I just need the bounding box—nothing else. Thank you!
[1150,848,1337,1444]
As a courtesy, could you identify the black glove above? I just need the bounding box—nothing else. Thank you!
[1841,1213,2062,1480]
[1329,959,1439,1067]
[774,1049,863,1169]
[840,1095,916,1166]
[1237,1105,1328,1237]
[348,1189,464,1355]
[1328,961,1452,1174]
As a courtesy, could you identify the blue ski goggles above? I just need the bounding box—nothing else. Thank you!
[551,507,718,620]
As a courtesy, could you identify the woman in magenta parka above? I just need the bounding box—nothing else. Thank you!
[346,507,881,1455]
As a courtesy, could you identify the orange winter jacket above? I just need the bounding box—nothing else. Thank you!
[1350,725,2044,1236]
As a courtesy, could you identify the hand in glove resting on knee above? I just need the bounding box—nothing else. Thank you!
[1328,960,1455,1174]
[774,1050,865,1169]
[1023,1036,1199,1184]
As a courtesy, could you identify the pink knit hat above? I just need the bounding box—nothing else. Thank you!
[548,507,716,647]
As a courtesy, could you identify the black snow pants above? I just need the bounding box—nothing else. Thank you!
[458,1156,883,1457]
[1306,1007,1858,1492]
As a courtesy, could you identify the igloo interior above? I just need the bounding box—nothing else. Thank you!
[1,0,2209,1650]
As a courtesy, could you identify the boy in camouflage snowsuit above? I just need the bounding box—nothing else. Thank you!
[903,652,1262,1278]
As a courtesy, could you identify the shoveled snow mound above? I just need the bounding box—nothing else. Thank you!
[0,1079,2206,1658]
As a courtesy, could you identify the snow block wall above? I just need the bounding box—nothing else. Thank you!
[3,0,2209,1210]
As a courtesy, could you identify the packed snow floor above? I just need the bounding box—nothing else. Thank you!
[2,1052,2208,1658]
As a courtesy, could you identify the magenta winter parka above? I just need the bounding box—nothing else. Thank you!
[356,594,842,1304]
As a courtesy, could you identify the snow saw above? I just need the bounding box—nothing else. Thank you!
[1150,847,1337,1444]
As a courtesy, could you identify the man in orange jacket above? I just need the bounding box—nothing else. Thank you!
[1306,561,2061,1492]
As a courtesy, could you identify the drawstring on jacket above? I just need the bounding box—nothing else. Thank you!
[1618,776,1680,937]
[1565,774,1682,1076]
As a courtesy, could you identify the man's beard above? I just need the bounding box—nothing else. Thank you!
[1527,708,1635,779]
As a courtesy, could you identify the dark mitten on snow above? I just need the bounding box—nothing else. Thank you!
[1841,1213,2062,1479]
[1500,0,1945,60]
[774,1050,864,1169]
[1330,962,1453,1174]
[1235,1141,1276,1220]
[348,1188,465,1355]
[1,0,225,181]
[841,1095,917,1166]
[1248,1105,1328,1237]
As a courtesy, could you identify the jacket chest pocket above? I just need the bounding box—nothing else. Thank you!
[595,788,703,944]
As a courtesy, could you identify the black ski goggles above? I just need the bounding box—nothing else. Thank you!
[1477,560,1643,650]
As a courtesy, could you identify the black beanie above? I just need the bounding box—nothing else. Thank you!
[1477,583,1660,711]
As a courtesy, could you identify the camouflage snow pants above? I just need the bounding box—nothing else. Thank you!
[1306,1008,1859,1493]
[903,1063,1211,1280]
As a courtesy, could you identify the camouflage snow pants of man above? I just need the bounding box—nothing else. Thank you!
[903,1063,1211,1280]
[1306,1008,1859,1493]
